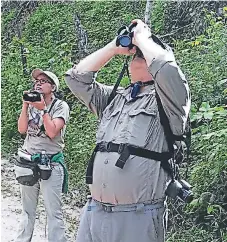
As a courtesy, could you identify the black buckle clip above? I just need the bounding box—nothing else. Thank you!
[99,142,111,152]
[118,143,125,154]
[103,205,113,213]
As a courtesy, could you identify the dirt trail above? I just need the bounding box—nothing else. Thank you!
[1,159,82,242]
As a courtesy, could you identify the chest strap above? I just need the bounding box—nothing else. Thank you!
[86,142,172,184]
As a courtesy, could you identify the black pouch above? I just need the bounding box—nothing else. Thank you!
[38,154,52,180]
[38,164,52,180]
[13,156,40,186]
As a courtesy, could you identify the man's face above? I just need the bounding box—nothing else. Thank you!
[129,56,151,82]
[34,74,55,95]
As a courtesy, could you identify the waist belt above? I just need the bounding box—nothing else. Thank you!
[87,198,164,213]
[86,142,173,184]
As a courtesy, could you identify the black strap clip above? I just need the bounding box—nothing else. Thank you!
[98,142,111,152]
[118,143,125,154]
[115,145,130,169]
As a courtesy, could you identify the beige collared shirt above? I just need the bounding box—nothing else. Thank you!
[65,50,191,205]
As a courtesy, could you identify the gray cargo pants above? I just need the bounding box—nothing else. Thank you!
[15,164,67,242]
[76,198,167,242]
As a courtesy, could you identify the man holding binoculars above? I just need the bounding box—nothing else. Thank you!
[66,19,191,242]
[16,69,69,242]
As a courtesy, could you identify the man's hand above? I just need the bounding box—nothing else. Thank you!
[131,19,152,46]
[27,94,46,110]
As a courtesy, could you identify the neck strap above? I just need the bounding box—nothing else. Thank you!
[107,56,130,106]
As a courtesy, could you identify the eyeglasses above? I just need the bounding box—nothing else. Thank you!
[34,79,52,85]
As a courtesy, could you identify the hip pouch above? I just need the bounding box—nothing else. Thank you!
[38,160,52,180]
[13,156,40,186]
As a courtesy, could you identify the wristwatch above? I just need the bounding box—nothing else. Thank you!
[40,107,48,116]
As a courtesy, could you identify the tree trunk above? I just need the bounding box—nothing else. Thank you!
[144,0,153,27]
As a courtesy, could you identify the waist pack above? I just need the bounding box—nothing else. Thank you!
[13,149,53,186]
[13,156,40,186]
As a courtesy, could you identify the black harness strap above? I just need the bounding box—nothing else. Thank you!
[85,142,173,184]
[85,145,99,184]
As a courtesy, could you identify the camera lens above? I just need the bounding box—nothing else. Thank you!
[23,92,41,102]
[178,188,193,203]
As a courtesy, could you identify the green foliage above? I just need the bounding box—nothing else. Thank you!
[174,15,227,106]
[151,0,166,34]
[167,12,227,241]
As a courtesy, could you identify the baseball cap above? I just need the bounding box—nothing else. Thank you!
[31,68,60,91]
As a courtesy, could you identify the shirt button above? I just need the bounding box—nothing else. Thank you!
[104,159,109,164]
[102,183,106,188]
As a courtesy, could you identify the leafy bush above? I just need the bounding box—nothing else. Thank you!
[166,12,227,241]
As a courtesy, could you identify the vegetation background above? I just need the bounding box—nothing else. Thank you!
[1,1,227,241]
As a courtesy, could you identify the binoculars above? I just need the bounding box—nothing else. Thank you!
[116,22,137,49]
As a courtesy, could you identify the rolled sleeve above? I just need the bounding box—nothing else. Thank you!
[65,66,113,118]
[149,49,191,136]
[52,101,70,124]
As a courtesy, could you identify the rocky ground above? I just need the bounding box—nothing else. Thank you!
[1,159,82,242]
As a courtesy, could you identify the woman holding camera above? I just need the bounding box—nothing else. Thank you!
[16,69,70,242]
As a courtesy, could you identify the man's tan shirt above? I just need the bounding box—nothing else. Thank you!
[65,50,190,205]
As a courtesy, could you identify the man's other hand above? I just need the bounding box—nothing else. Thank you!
[131,19,151,46]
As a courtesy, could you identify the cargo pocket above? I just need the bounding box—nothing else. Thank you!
[128,106,158,147]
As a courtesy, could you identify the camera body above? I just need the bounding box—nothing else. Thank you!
[23,91,41,102]
[165,179,193,203]
[116,22,137,49]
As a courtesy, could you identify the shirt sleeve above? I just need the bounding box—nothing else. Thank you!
[52,100,70,124]
[148,45,191,136]
[65,66,114,119]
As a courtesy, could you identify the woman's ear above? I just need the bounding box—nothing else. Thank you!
[52,85,56,92]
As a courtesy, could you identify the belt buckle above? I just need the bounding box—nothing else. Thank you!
[118,143,125,154]
[99,142,111,152]
[103,205,113,213]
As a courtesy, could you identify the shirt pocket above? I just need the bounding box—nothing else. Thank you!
[102,101,121,120]
[128,105,158,147]
[96,103,122,142]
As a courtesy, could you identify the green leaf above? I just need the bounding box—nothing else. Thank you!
[207,205,213,214]
[218,79,227,86]
[203,111,214,120]
[202,132,215,140]
[199,102,210,112]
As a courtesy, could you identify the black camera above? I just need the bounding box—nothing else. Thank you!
[165,179,193,203]
[23,91,41,102]
[116,22,137,49]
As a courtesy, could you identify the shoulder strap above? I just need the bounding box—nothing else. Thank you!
[48,98,58,113]
[155,93,175,154]
[107,56,130,106]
